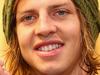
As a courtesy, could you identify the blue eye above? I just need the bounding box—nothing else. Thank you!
[56,10,67,16]
[51,8,69,20]
[24,15,34,21]
[21,14,37,25]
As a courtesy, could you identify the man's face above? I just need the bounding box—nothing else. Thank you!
[16,0,82,74]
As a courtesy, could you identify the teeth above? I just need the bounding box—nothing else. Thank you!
[38,44,62,51]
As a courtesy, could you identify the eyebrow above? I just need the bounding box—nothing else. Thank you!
[48,3,70,10]
[17,3,72,16]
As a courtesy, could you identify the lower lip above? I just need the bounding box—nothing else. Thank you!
[34,46,63,57]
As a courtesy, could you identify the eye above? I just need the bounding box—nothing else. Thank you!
[56,9,67,16]
[24,15,33,21]
[21,14,37,25]
[51,8,70,20]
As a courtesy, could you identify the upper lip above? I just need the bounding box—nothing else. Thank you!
[33,40,64,50]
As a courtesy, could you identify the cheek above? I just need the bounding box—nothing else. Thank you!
[57,18,81,40]
[55,14,81,35]
[16,28,35,64]
[16,26,34,49]
[67,17,80,33]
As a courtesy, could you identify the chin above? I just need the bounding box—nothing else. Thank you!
[37,65,66,75]
[40,69,61,75]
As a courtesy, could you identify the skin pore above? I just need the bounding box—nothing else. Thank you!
[16,0,87,75]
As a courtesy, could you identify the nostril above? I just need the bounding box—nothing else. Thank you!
[37,32,55,39]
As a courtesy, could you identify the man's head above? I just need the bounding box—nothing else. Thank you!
[3,0,100,75]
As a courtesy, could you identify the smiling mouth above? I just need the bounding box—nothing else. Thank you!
[34,41,64,51]
[33,41,64,57]
[37,43,63,52]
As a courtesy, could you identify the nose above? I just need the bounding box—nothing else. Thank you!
[35,14,57,38]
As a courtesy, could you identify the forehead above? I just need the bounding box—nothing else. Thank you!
[17,0,75,11]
